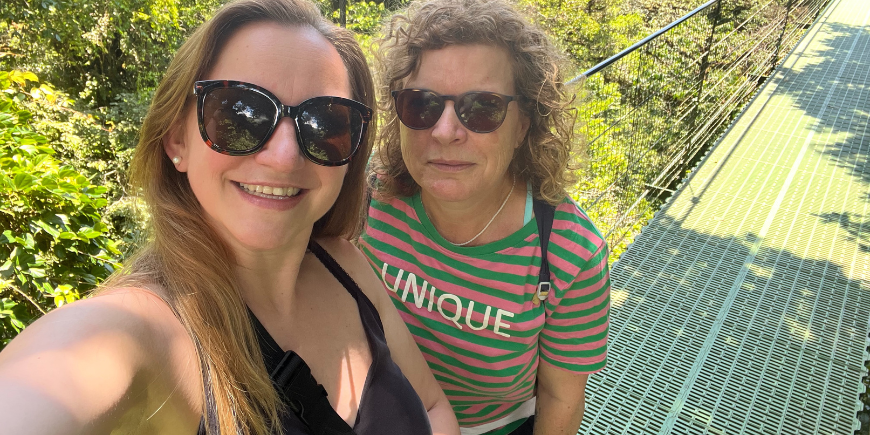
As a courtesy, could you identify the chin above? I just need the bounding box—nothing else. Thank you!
[424,183,473,202]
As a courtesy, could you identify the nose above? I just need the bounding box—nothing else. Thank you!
[254,117,306,171]
[430,100,467,146]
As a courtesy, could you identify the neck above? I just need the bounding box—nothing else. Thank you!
[422,176,525,247]
[230,233,311,319]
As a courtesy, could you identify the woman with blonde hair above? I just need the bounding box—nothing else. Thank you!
[360,0,610,434]
[0,0,459,434]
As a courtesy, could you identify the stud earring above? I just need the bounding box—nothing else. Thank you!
[172,156,181,165]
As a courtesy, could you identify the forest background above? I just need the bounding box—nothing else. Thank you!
[0,0,707,345]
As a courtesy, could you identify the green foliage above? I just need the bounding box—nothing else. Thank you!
[332,1,391,49]
[1,0,225,108]
[336,1,389,35]
[18,89,150,255]
[520,0,645,68]
[0,71,122,346]
[0,0,214,256]
[317,0,404,56]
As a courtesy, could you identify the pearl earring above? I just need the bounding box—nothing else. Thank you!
[172,156,181,165]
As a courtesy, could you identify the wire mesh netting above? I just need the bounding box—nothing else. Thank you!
[573,0,831,260]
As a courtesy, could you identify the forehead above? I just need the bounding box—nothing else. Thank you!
[406,44,516,94]
[207,22,352,103]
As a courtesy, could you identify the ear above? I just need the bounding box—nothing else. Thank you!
[515,111,531,149]
[163,120,190,172]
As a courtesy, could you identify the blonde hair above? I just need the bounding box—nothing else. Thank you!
[104,0,375,433]
[374,0,579,204]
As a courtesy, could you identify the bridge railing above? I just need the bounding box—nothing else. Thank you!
[571,0,831,257]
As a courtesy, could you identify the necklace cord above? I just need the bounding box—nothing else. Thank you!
[424,176,516,247]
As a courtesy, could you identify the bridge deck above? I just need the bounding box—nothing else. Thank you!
[581,0,870,433]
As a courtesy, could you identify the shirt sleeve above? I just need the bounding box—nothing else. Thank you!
[539,240,610,374]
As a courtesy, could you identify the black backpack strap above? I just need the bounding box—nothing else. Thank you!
[533,198,556,306]
[271,351,356,435]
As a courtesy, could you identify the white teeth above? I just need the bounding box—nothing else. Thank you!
[239,183,300,198]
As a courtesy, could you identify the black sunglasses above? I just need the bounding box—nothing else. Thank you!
[193,80,372,166]
[391,89,521,133]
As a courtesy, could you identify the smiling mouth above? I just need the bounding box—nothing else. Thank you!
[238,182,302,199]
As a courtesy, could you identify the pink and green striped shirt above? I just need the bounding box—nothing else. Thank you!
[359,194,609,434]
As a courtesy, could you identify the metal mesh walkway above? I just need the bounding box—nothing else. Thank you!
[580,0,870,433]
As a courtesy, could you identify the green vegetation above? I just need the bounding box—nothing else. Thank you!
[0,71,121,345]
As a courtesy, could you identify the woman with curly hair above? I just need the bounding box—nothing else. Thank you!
[359,0,610,434]
[0,0,460,434]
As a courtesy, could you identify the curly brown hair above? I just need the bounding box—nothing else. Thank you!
[373,0,580,205]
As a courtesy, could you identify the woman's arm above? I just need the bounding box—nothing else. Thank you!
[320,238,460,435]
[534,360,589,435]
[534,206,611,435]
[0,289,200,435]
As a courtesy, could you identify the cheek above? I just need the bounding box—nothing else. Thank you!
[185,149,235,199]
[399,128,422,163]
[324,166,348,198]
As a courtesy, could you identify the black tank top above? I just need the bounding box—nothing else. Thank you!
[197,241,432,435]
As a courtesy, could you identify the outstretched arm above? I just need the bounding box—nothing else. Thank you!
[0,289,200,435]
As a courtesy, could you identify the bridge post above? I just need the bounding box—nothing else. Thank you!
[339,0,347,28]
[773,0,796,71]
[678,0,723,188]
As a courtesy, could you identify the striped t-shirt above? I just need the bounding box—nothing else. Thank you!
[359,193,610,434]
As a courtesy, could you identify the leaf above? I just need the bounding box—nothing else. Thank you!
[78,228,101,239]
[88,186,107,195]
[13,173,35,190]
[34,220,60,237]
[106,240,121,255]
[58,168,79,178]
[9,70,38,85]
[58,231,78,240]
[10,316,24,332]
[58,181,77,192]
[41,177,59,190]
[22,232,35,250]
[16,109,32,122]
[0,260,12,275]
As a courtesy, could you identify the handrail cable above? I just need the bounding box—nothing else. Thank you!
[568,0,717,83]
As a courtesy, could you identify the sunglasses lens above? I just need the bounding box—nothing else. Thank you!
[457,92,508,133]
[395,90,444,130]
[298,100,363,164]
[202,87,276,153]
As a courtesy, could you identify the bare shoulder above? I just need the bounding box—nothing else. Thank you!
[0,287,200,434]
[314,237,393,310]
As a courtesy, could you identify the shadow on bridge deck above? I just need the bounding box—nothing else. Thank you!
[581,0,870,433]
